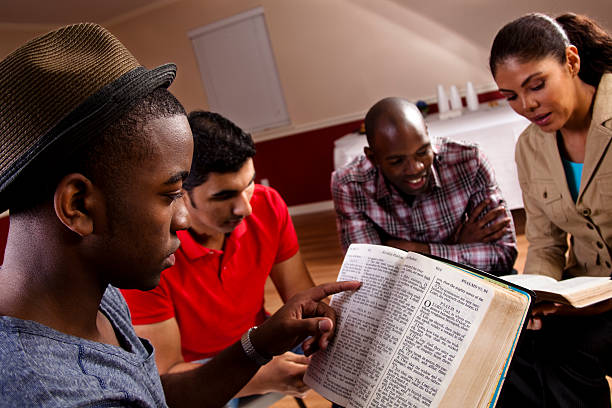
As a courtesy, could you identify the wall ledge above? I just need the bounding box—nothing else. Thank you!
[253,82,501,143]
[253,112,365,143]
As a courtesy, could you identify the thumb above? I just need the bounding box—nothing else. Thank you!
[297,317,335,355]
[283,352,311,365]
[289,317,333,337]
[317,317,333,333]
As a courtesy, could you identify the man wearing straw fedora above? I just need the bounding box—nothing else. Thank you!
[0,23,360,407]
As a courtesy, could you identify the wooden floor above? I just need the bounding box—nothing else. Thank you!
[264,209,528,408]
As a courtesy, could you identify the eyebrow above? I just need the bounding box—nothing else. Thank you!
[417,143,431,152]
[386,143,431,159]
[498,72,543,93]
[211,173,256,198]
[164,171,189,185]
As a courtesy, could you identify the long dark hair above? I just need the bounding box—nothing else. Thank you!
[489,13,612,88]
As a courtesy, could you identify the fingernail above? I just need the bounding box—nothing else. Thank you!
[318,319,332,332]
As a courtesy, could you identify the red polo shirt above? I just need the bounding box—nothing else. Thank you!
[121,185,299,361]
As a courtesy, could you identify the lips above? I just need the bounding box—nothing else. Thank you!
[404,174,427,190]
[226,217,244,228]
[163,241,180,267]
[530,112,551,127]
[166,253,176,266]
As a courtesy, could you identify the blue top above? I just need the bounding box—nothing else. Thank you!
[0,286,167,407]
[562,157,583,202]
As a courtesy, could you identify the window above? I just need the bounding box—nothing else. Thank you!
[189,7,290,132]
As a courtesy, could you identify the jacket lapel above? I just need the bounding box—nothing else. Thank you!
[578,124,612,202]
[578,73,612,202]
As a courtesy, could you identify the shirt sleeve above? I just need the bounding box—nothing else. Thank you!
[429,149,517,275]
[120,279,175,325]
[331,171,382,253]
[264,186,299,264]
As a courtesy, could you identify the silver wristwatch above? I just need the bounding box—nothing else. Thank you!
[240,326,272,366]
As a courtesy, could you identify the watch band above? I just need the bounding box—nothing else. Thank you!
[240,326,272,366]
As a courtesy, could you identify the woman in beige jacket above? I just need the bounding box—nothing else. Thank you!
[489,13,612,407]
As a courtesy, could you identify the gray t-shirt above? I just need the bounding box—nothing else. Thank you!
[0,286,167,407]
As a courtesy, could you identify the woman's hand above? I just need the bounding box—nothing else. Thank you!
[527,298,612,330]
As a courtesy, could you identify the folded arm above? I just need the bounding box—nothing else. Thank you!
[390,158,517,274]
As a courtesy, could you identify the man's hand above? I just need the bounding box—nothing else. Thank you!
[161,281,360,408]
[251,281,362,357]
[527,298,612,330]
[245,352,310,397]
[454,199,511,244]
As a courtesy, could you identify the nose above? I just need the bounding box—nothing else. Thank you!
[171,193,191,232]
[521,94,538,112]
[405,157,425,175]
[233,191,253,217]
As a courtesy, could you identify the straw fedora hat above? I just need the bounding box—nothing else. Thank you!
[0,23,177,213]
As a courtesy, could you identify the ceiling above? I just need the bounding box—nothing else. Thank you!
[0,0,170,25]
[3,0,610,30]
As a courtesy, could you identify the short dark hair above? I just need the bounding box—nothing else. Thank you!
[183,111,256,191]
[364,97,423,149]
[9,88,186,213]
[489,13,612,88]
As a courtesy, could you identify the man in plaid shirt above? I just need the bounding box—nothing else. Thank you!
[331,97,517,275]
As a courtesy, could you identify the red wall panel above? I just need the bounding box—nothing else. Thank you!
[254,119,363,207]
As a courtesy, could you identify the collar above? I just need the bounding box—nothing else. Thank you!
[176,223,247,261]
[592,72,612,130]
[177,229,219,261]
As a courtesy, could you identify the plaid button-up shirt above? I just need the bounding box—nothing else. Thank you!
[331,138,517,275]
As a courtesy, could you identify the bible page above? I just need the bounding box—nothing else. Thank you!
[304,244,408,406]
[502,274,611,294]
[502,274,612,307]
[348,253,495,408]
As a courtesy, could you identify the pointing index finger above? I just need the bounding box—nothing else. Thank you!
[303,281,362,303]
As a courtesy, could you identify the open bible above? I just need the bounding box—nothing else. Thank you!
[304,244,533,408]
[500,274,612,308]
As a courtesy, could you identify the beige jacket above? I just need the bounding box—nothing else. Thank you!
[516,72,612,279]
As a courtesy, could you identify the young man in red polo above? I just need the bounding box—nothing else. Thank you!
[122,111,316,402]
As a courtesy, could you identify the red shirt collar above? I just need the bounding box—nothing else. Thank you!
[177,221,248,261]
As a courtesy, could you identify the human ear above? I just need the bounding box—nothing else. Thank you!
[53,173,97,237]
[364,146,376,164]
[565,45,580,77]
